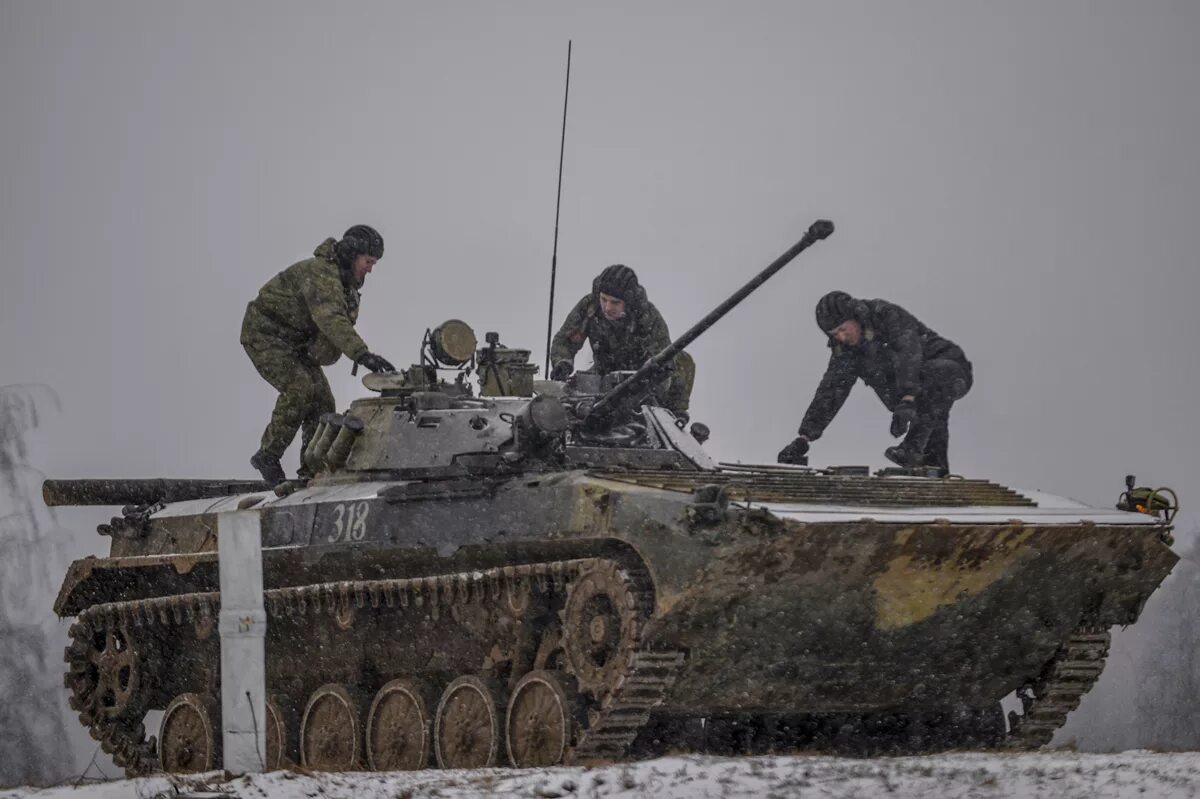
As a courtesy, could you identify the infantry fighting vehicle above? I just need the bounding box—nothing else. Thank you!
[48,221,1177,775]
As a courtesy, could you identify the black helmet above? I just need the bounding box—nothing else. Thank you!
[593,264,639,302]
[335,224,384,266]
[815,290,866,332]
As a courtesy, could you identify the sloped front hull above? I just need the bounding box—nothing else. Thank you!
[646,520,1176,715]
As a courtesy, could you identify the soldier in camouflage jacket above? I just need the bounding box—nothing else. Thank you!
[241,225,396,484]
[550,264,695,417]
[777,291,973,473]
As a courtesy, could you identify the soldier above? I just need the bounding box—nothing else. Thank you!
[549,264,695,418]
[241,225,397,484]
[777,290,973,473]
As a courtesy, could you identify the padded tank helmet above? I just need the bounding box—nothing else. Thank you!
[593,264,640,302]
[335,224,385,267]
[815,290,868,333]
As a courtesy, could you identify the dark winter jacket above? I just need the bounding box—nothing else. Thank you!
[798,298,971,440]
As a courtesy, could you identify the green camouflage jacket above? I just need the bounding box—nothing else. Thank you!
[550,286,671,373]
[240,238,369,365]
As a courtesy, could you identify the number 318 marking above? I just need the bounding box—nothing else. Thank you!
[327,501,370,543]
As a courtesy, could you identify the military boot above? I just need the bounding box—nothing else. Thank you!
[884,444,922,468]
[885,415,938,468]
[250,449,287,486]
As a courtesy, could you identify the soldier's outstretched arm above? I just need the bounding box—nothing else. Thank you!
[300,267,370,362]
[549,294,594,365]
[798,353,856,441]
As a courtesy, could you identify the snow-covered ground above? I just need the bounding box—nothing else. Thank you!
[6,752,1200,799]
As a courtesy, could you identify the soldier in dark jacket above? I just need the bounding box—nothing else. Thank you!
[549,264,694,417]
[777,291,973,473]
[241,225,397,484]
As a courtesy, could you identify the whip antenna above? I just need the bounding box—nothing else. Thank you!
[544,40,572,378]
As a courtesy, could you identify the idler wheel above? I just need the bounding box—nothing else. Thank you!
[159,693,219,773]
[366,679,431,770]
[505,671,580,768]
[300,684,362,770]
[561,560,640,699]
[433,675,503,769]
[64,618,157,776]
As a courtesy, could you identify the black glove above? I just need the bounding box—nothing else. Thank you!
[357,352,396,374]
[890,398,917,437]
[777,436,810,465]
[550,359,574,381]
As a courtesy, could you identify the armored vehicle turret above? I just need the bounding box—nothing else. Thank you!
[48,221,1176,774]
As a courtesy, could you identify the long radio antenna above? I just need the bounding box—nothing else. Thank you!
[544,40,572,378]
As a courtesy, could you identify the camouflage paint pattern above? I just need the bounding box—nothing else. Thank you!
[55,469,1175,720]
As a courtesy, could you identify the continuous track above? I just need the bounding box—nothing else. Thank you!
[64,557,683,775]
[65,567,1106,774]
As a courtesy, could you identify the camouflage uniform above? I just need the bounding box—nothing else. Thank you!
[240,238,370,462]
[550,283,695,416]
[798,297,972,471]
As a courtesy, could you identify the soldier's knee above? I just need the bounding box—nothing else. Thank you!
[673,352,696,393]
[280,374,321,407]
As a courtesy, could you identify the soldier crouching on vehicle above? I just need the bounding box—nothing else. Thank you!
[549,264,695,419]
[241,224,397,485]
[777,290,973,474]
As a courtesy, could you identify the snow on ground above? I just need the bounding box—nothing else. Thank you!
[5,751,1200,799]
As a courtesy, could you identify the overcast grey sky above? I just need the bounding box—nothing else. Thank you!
[3,0,1198,507]
[2,0,1199,772]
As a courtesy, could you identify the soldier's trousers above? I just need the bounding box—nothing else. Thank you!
[664,352,697,417]
[889,358,973,472]
[243,339,335,462]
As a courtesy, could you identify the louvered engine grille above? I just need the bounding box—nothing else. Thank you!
[591,465,1036,507]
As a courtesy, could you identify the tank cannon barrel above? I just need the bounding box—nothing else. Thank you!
[586,219,834,423]
[42,478,271,507]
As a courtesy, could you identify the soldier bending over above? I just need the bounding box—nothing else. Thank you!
[777,291,972,474]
